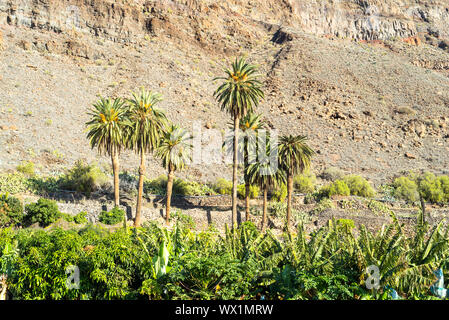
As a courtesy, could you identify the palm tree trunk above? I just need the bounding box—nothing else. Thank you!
[286,172,293,231]
[232,114,239,229]
[262,185,268,231]
[245,183,250,221]
[135,151,145,227]
[166,168,174,224]
[111,151,120,207]
[244,145,250,221]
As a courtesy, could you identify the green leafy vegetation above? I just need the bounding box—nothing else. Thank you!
[319,180,350,198]
[342,175,375,198]
[0,173,30,194]
[237,184,259,199]
[16,161,35,177]
[98,207,125,225]
[0,194,23,227]
[144,175,215,196]
[271,183,287,202]
[392,172,449,204]
[393,176,419,203]
[59,161,109,196]
[24,198,61,227]
[0,211,447,300]
[321,167,345,181]
[60,211,88,225]
[294,172,316,193]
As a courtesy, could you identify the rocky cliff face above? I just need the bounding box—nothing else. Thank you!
[1,1,448,48]
[0,1,449,183]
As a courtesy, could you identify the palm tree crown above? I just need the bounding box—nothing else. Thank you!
[248,139,285,189]
[126,88,167,153]
[214,57,264,118]
[85,97,128,155]
[278,135,315,175]
[155,124,192,172]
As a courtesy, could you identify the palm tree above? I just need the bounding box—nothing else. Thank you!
[155,124,192,224]
[224,112,266,222]
[279,135,314,231]
[126,88,167,227]
[248,139,285,231]
[86,97,128,207]
[214,57,264,229]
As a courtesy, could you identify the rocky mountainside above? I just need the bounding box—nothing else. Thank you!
[0,0,449,185]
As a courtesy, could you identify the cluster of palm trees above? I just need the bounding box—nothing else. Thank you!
[85,56,314,231]
[216,57,315,231]
[85,88,191,227]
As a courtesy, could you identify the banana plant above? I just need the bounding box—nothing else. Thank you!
[0,241,19,300]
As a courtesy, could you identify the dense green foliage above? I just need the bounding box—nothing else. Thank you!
[237,184,260,199]
[144,175,215,197]
[294,172,316,194]
[98,207,125,225]
[392,172,449,204]
[318,175,374,199]
[343,175,375,198]
[271,183,287,202]
[0,194,24,227]
[16,161,35,177]
[24,198,61,227]
[0,172,30,194]
[0,209,448,300]
[393,176,419,203]
[60,211,88,225]
[319,180,350,198]
[59,161,109,196]
[213,178,259,199]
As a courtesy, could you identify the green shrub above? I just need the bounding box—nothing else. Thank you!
[213,179,259,199]
[271,183,287,202]
[98,207,125,225]
[0,172,30,194]
[27,176,60,195]
[16,161,35,177]
[321,167,345,181]
[320,180,350,198]
[59,160,109,196]
[213,178,232,195]
[393,176,419,203]
[174,179,215,196]
[144,175,167,195]
[237,184,260,199]
[336,219,355,231]
[73,211,88,224]
[343,175,375,198]
[294,172,316,193]
[60,212,74,223]
[418,172,444,204]
[59,212,88,225]
[145,175,215,196]
[0,193,24,227]
[438,176,449,203]
[171,210,196,229]
[24,198,61,227]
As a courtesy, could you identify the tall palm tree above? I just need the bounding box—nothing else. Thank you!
[279,135,314,231]
[126,88,167,227]
[86,97,128,207]
[214,57,264,229]
[224,112,266,222]
[155,124,192,224]
[248,139,285,231]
